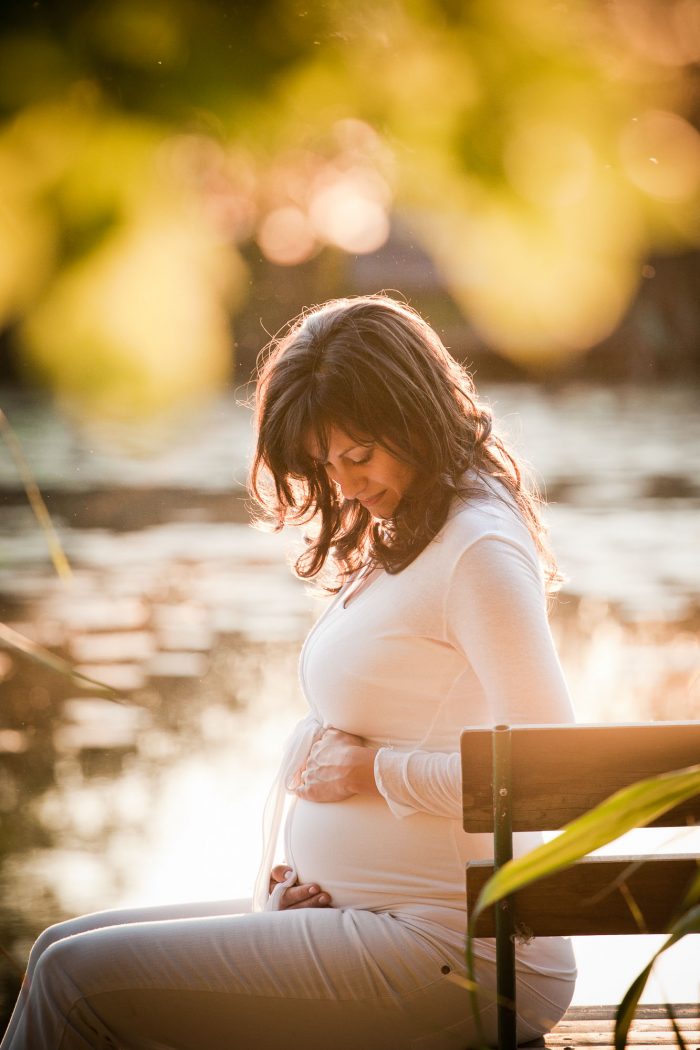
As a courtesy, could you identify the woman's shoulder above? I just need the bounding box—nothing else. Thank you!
[439,471,538,561]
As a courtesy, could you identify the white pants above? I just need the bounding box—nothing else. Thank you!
[1,899,575,1049]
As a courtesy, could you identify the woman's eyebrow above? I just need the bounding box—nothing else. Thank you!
[314,443,369,466]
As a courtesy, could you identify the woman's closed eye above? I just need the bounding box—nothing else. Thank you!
[316,448,374,472]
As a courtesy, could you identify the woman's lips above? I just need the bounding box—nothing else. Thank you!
[359,490,386,508]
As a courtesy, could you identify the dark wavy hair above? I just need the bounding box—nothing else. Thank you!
[250,294,561,592]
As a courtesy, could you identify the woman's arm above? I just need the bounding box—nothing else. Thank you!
[374,533,575,820]
[444,534,574,725]
[374,750,463,819]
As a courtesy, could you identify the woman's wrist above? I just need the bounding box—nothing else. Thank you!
[351,746,380,796]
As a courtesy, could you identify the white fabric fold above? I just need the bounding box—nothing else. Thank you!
[252,712,324,911]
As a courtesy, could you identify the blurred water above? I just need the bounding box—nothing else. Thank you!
[0,382,698,1021]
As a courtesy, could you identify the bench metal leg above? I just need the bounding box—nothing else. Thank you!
[493,724,517,1050]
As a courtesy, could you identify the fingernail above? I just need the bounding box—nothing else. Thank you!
[308,885,318,895]
[318,894,328,904]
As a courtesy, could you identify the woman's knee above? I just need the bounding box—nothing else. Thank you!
[26,917,81,975]
[28,937,82,1012]
[26,907,128,977]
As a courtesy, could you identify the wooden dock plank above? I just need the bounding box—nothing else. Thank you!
[541,1005,700,1049]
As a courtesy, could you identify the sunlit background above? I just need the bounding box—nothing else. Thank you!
[0,0,699,1029]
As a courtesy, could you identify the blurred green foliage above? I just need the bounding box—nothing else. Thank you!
[0,0,699,415]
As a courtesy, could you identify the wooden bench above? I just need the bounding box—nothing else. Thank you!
[460,722,700,1050]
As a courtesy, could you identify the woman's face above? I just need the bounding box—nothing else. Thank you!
[306,425,416,519]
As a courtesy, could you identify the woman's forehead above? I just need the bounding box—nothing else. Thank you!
[302,423,369,461]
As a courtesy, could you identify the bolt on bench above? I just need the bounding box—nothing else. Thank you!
[460,722,700,1050]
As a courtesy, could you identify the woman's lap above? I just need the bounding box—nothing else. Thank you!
[2,900,575,1050]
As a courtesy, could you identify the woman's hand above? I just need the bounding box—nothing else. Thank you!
[268,865,332,909]
[294,728,379,803]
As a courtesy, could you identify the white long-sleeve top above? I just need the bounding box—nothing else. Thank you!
[255,474,575,977]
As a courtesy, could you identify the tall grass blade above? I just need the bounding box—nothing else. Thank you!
[473,767,700,915]
[443,971,484,995]
[664,1003,687,1050]
[614,903,700,1050]
[617,881,647,933]
[0,408,72,579]
[681,867,700,909]
[0,622,124,700]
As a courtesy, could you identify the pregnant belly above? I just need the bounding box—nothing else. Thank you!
[287,795,466,910]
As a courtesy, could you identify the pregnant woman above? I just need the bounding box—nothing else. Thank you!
[1,295,576,1049]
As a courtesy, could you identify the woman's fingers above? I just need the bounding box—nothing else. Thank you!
[268,865,295,893]
[282,883,332,909]
[296,729,367,802]
[268,865,331,909]
[322,727,363,746]
[307,728,362,762]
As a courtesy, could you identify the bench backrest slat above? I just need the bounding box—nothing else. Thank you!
[461,722,700,833]
[466,855,699,936]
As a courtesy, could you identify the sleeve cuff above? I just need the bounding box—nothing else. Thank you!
[374,747,418,819]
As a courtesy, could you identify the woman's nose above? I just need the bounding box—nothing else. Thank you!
[335,465,364,501]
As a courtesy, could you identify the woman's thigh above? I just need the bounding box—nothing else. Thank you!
[25,898,252,970]
[15,907,432,1049]
[8,906,574,1050]
[9,906,475,1050]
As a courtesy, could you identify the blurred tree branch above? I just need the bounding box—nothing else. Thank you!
[0,0,698,415]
